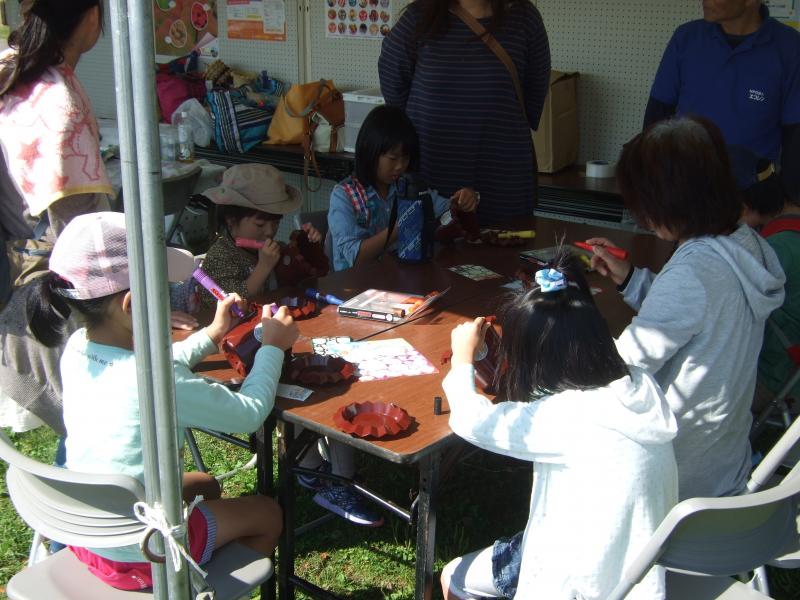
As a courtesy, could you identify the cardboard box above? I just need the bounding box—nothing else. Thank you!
[533,71,579,173]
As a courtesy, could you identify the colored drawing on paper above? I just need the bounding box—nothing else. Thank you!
[317,338,438,382]
[449,264,503,281]
[326,0,393,40]
[228,0,287,41]
[154,0,218,57]
[311,336,354,356]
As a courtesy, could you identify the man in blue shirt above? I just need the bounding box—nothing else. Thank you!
[645,1,800,200]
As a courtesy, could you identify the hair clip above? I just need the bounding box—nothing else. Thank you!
[535,268,568,293]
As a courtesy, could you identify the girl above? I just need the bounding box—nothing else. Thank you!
[328,104,478,271]
[200,163,326,309]
[26,212,296,590]
[441,251,678,600]
[588,116,786,500]
[0,0,112,293]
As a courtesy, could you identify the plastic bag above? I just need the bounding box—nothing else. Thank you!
[171,98,213,148]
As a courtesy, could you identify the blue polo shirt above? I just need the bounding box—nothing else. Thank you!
[650,5,800,161]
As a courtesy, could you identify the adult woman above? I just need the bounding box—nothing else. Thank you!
[0,0,112,295]
[378,0,550,225]
[588,116,785,501]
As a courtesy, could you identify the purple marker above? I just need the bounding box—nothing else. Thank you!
[192,267,245,318]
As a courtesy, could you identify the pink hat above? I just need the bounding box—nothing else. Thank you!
[49,212,195,300]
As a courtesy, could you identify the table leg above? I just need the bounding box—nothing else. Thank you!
[278,420,296,600]
[415,451,441,600]
[256,416,277,600]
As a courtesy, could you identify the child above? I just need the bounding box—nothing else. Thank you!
[328,105,479,271]
[588,117,786,501]
[26,212,296,590]
[203,164,384,527]
[441,252,678,600]
[199,163,327,309]
[731,146,800,411]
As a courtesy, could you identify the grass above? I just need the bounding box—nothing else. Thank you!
[1,427,799,599]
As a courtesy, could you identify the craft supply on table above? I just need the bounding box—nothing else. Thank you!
[448,264,503,281]
[585,160,616,178]
[305,288,345,305]
[442,316,504,393]
[269,296,316,319]
[333,401,413,439]
[193,267,245,318]
[315,337,438,382]
[573,240,629,260]
[277,383,313,402]
[337,288,446,323]
[286,354,356,386]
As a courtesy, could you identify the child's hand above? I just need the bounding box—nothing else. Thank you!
[257,238,281,272]
[206,294,247,345]
[450,187,479,213]
[450,317,489,367]
[301,222,323,244]
[585,237,632,286]
[170,310,198,331]
[260,305,299,350]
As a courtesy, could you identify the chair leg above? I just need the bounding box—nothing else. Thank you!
[186,429,208,473]
[750,566,770,595]
[27,531,49,566]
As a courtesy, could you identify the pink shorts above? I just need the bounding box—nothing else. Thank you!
[69,503,217,590]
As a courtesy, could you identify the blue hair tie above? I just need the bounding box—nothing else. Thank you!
[535,268,568,293]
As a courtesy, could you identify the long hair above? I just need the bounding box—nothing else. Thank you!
[26,272,119,348]
[499,248,629,400]
[407,0,522,41]
[0,0,103,97]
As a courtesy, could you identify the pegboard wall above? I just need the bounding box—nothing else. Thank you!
[7,1,704,169]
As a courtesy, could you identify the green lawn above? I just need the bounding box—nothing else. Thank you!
[1,427,799,599]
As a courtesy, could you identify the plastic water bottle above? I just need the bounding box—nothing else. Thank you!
[175,111,194,163]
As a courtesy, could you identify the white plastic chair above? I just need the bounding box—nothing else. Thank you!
[607,409,800,600]
[0,428,272,600]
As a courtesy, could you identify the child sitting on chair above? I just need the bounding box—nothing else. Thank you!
[26,212,297,590]
[441,250,678,600]
[199,163,328,309]
[732,146,800,412]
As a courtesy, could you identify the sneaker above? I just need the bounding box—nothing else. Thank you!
[296,460,332,491]
[313,485,384,527]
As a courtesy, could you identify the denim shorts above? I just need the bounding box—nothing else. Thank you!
[491,531,524,598]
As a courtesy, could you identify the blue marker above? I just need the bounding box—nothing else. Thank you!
[305,288,344,306]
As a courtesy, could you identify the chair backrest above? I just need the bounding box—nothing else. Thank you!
[0,429,146,550]
[749,411,800,492]
[607,461,800,600]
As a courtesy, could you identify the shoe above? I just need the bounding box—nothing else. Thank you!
[296,460,331,491]
[313,484,384,527]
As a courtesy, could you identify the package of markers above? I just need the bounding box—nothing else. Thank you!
[337,288,443,323]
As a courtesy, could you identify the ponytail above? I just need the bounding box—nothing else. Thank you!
[0,0,102,97]
[26,273,72,347]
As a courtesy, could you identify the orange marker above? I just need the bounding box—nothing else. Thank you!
[573,241,628,260]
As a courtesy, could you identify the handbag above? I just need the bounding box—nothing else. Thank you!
[206,87,272,153]
[267,79,344,191]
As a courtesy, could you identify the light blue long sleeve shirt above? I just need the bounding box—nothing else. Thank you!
[61,328,284,562]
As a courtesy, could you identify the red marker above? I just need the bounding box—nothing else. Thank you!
[235,238,264,249]
[573,241,629,260]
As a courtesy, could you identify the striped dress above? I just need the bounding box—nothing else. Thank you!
[378,2,550,224]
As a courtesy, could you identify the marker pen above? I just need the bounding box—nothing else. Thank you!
[192,267,245,318]
[498,230,535,239]
[305,288,345,305]
[235,238,264,249]
[573,241,629,260]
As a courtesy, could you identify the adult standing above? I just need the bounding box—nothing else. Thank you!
[644,0,800,201]
[0,0,112,302]
[378,0,550,225]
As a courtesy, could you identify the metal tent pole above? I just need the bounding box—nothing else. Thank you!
[108,1,189,598]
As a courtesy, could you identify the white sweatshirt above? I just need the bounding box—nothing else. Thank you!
[443,364,678,600]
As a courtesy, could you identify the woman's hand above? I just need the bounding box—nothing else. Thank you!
[450,187,479,213]
[450,317,489,367]
[585,237,632,286]
[260,305,299,350]
[257,238,282,272]
[205,294,247,345]
[170,310,198,331]
[301,222,323,244]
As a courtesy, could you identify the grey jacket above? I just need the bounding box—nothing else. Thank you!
[616,224,785,499]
